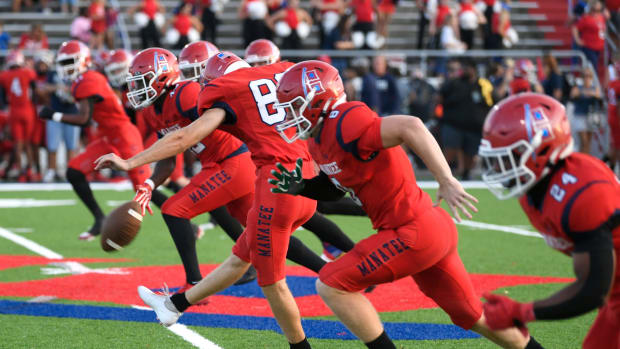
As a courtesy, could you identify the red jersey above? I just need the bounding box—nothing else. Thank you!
[143,81,246,165]
[0,67,37,117]
[174,14,192,35]
[436,4,451,28]
[308,102,433,230]
[577,14,605,51]
[89,2,107,33]
[18,33,49,51]
[351,0,374,23]
[197,62,312,168]
[519,153,620,261]
[71,70,131,133]
[510,77,531,95]
[142,0,158,18]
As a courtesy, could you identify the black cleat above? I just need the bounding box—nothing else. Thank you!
[234,265,257,285]
[79,217,104,241]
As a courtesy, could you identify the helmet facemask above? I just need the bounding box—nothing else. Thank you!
[105,61,129,88]
[275,88,332,143]
[126,71,158,109]
[56,55,85,83]
[179,60,206,82]
[479,132,544,200]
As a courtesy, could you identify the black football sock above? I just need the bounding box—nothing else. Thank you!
[170,292,191,312]
[286,235,326,273]
[365,331,396,349]
[165,181,182,193]
[162,214,202,284]
[150,189,169,208]
[209,206,243,241]
[302,212,355,252]
[289,337,311,349]
[317,197,366,216]
[66,168,104,220]
[525,336,544,349]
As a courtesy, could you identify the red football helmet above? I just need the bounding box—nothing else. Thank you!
[5,50,25,68]
[104,49,133,88]
[126,47,179,109]
[479,93,573,199]
[274,60,345,143]
[244,39,280,66]
[178,41,219,82]
[56,40,92,82]
[514,58,534,78]
[199,52,250,85]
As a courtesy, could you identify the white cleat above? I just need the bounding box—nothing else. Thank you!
[137,285,182,327]
[78,232,96,241]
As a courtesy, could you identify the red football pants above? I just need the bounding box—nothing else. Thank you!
[232,161,317,286]
[161,152,255,223]
[319,206,482,329]
[9,112,35,143]
[583,269,620,349]
[68,125,150,189]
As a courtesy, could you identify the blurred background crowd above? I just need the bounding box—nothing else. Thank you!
[0,0,619,183]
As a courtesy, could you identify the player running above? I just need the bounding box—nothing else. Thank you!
[38,40,151,240]
[267,61,538,349]
[95,53,352,348]
[478,93,619,348]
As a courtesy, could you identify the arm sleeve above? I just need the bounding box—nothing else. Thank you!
[176,81,201,121]
[298,171,346,201]
[337,103,384,156]
[196,83,238,124]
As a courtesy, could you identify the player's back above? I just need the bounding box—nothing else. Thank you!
[71,70,131,132]
[519,152,620,256]
[0,67,37,114]
[144,80,246,165]
[308,101,433,230]
[197,62,311,167]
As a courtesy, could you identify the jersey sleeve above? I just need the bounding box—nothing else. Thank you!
[175,81,200,121]
[563,180,619,235]
[71,73,104,102]
[196,82,238,124]
[336,102,384,159]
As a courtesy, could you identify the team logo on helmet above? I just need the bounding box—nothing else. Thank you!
[154,52,169,73]
[302,69,325,97]
[524,104,554,144]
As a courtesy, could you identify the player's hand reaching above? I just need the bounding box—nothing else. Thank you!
[38,106,57,120]
[268,158,305,195]
[94,153,131,171]
[134,181,154,215]
[483,292,535,330]
[435,176,478,222]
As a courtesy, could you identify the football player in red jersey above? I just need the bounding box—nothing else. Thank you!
[244,38,281,66]
[267,61,537,349]
[479,93,620,349]
[0,50,39,181]
[608,63,620,176]
[95,53,349,348]
[178,40,219,82]
[38,40,152,240]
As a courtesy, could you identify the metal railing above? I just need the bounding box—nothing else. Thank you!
[109,0,132,52]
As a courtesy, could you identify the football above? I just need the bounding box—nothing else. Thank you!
[100,201,143,252]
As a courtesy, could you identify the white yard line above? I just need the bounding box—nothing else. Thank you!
[0,225,222,348]
[131,305,223,349]
[456,219,542,238]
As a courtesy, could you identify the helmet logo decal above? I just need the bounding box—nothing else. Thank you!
[524,104,554,144]
[154,52,169,73]
[301,68,325,98]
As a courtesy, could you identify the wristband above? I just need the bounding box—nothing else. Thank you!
[144,179,155,190]
[52,112,63,122]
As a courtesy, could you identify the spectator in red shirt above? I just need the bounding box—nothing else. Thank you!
[429,0,453,49]
[267,0,313,49]
[89,0,107,51]
[572,0,606,73]
[350,0,383,49]
[129,0,164,48]
[18,24,48,53]
[164,3,203,49]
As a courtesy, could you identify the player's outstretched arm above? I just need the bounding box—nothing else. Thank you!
[379,115,478,221]
[94,108,226,171]
[268,159,345,201]
[39,98,94,126]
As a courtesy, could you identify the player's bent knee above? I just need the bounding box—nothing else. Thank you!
[316,279,346,298]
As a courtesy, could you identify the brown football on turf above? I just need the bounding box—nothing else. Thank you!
[100,201,143,252]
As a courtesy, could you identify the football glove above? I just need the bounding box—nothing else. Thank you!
[483,292,535,330]
[38,106,56,120]
[134,180,154,215]
[268,158,305,195]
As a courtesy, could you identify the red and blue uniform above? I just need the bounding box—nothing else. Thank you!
[519,152,620,349]
[144,80,255,223]
[68,70,150,188]
[0,67,37,142]
[197,62,317,286]
[309,101,482,329]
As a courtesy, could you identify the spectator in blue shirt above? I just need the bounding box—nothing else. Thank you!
[0,22,10,52]
[372,55,400,116]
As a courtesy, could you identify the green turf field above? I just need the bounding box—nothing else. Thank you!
[0,187,591,348]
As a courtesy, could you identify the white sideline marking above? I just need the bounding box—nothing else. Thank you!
[0,227,63,259]
[0,226,219,349]
[0,180,490,192]
[0,199,76,208]
[456,219,542,238]
[131,305,223,349]
[6,227,34,233]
